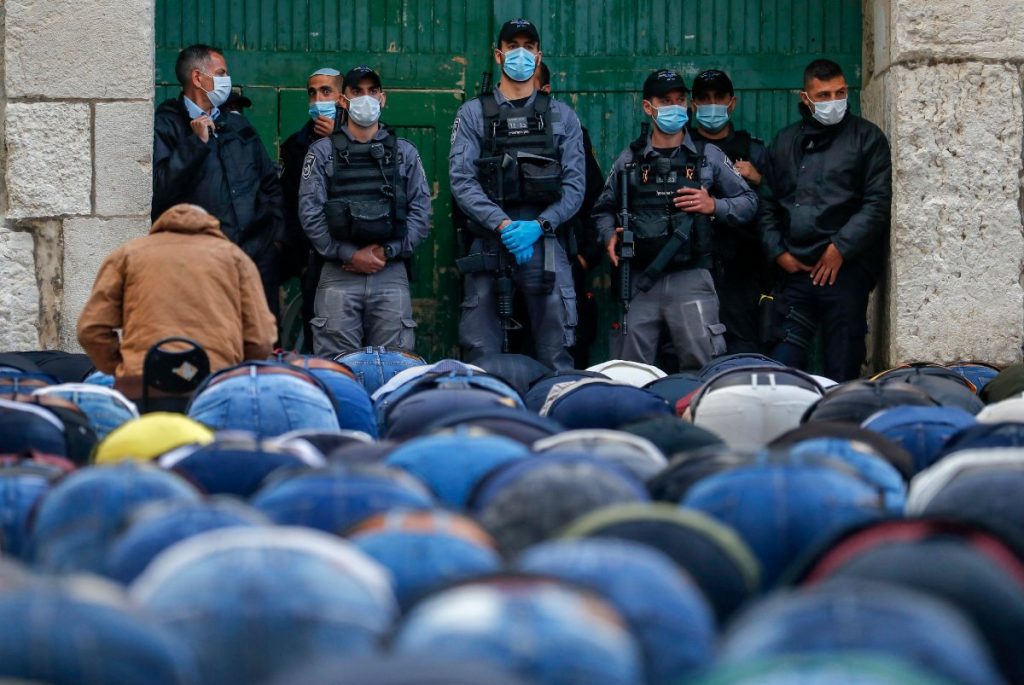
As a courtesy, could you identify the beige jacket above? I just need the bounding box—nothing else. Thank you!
[77,203,277,380]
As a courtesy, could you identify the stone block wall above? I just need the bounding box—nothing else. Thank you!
[863,0,1024,365]
[0,0,154,351]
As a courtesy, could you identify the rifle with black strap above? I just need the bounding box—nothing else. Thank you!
[618,163,636,334]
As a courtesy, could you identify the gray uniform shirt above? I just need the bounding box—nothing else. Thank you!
[593,131,759,245]
[449,88,586,232]
[299,126,431,263]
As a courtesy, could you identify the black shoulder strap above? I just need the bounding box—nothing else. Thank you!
[330,130,352,160]
[385,130,407,223]
[481,94,500,155]
[532,91,559,156]
[690,136,708,157]
[533,90,550,114]
[628,135,647,158]
[380,125,399,155]
[732,130,752,160]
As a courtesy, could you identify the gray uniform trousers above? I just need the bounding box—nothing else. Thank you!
[311,261,416,356]
[459,237,577,371]
[613,268,727,370]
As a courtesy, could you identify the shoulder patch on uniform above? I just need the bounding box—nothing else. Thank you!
[723,156,743,178]
[301,152,315,180]
[450,117,460,145]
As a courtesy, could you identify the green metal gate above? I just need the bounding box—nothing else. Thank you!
[155,0,861,361]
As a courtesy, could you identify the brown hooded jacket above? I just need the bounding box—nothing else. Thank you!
[77,203,277,380]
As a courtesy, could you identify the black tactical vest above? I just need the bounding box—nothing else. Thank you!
[476,92,563,211]
[323,129,407,247]
[628,139,713,271]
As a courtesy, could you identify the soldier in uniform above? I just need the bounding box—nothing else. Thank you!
[298,66,431,355]
[592,69,758,370]
[449,18,585,371]
[689,69,770,353]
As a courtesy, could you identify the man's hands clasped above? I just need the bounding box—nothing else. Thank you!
[500,220,543,265]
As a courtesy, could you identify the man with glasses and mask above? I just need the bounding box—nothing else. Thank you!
[449,18,585,371]
[760,59,892,381]
[688,69,770,354]
[153,44,285,318]
[298,66,431,356]
[592,69,757,370]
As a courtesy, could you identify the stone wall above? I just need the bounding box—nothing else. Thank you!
[863,0,1024,366]
[0,0,154,351]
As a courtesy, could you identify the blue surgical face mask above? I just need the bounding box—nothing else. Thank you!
[808,97,848,126]
[345,95,382,127]
[653,104,688,134]
[308,101,337,121]
[201,73,232,107]
[502,47,537,83]
[695,104,730,133]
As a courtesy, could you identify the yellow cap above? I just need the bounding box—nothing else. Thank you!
[94,413,214,464]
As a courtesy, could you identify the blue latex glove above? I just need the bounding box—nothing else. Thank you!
[498,220,525,249]
[501,220,543,253]
[512,244,534,265]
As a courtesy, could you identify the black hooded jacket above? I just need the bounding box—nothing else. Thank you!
[760,106,892,276]
[152,95,284,259]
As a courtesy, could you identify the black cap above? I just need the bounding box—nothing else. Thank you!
[642,69,689,100]
[222,89,252,112]
[498,18,540,45]
[692,69,734,97]
[343,66,382,91]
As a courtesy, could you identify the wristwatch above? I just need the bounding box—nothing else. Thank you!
[383,244,396,260]
[538,219,554,234]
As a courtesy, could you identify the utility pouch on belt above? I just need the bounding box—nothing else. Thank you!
[324,199,351,239]
[477,154,521,205]
[348,200,394,244]
[516,152,563,206]
[325,199,394,245]
[455,252,501,275]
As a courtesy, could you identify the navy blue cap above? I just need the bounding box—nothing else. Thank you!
[498,18,540,45]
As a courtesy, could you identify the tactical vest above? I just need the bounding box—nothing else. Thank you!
[628,139,713,271]
[476,92,563,211]
[323,128,407,247]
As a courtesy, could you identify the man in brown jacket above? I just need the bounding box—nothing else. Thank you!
[77,203,277,382]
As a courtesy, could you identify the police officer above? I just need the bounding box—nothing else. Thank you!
[450,18,585,371]
[592,69,758,370]
[689,69,770,354]
[281,68,345,352]
[153,44,284,318]
[761,59,891,381]
[298,66,431,355]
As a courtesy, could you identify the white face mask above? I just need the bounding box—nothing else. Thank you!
[807,97,847,126]
[346,95,382,127]
[202,73,232,107]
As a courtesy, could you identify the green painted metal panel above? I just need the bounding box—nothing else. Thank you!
[156,0,861,362]
[491,0,861,171]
